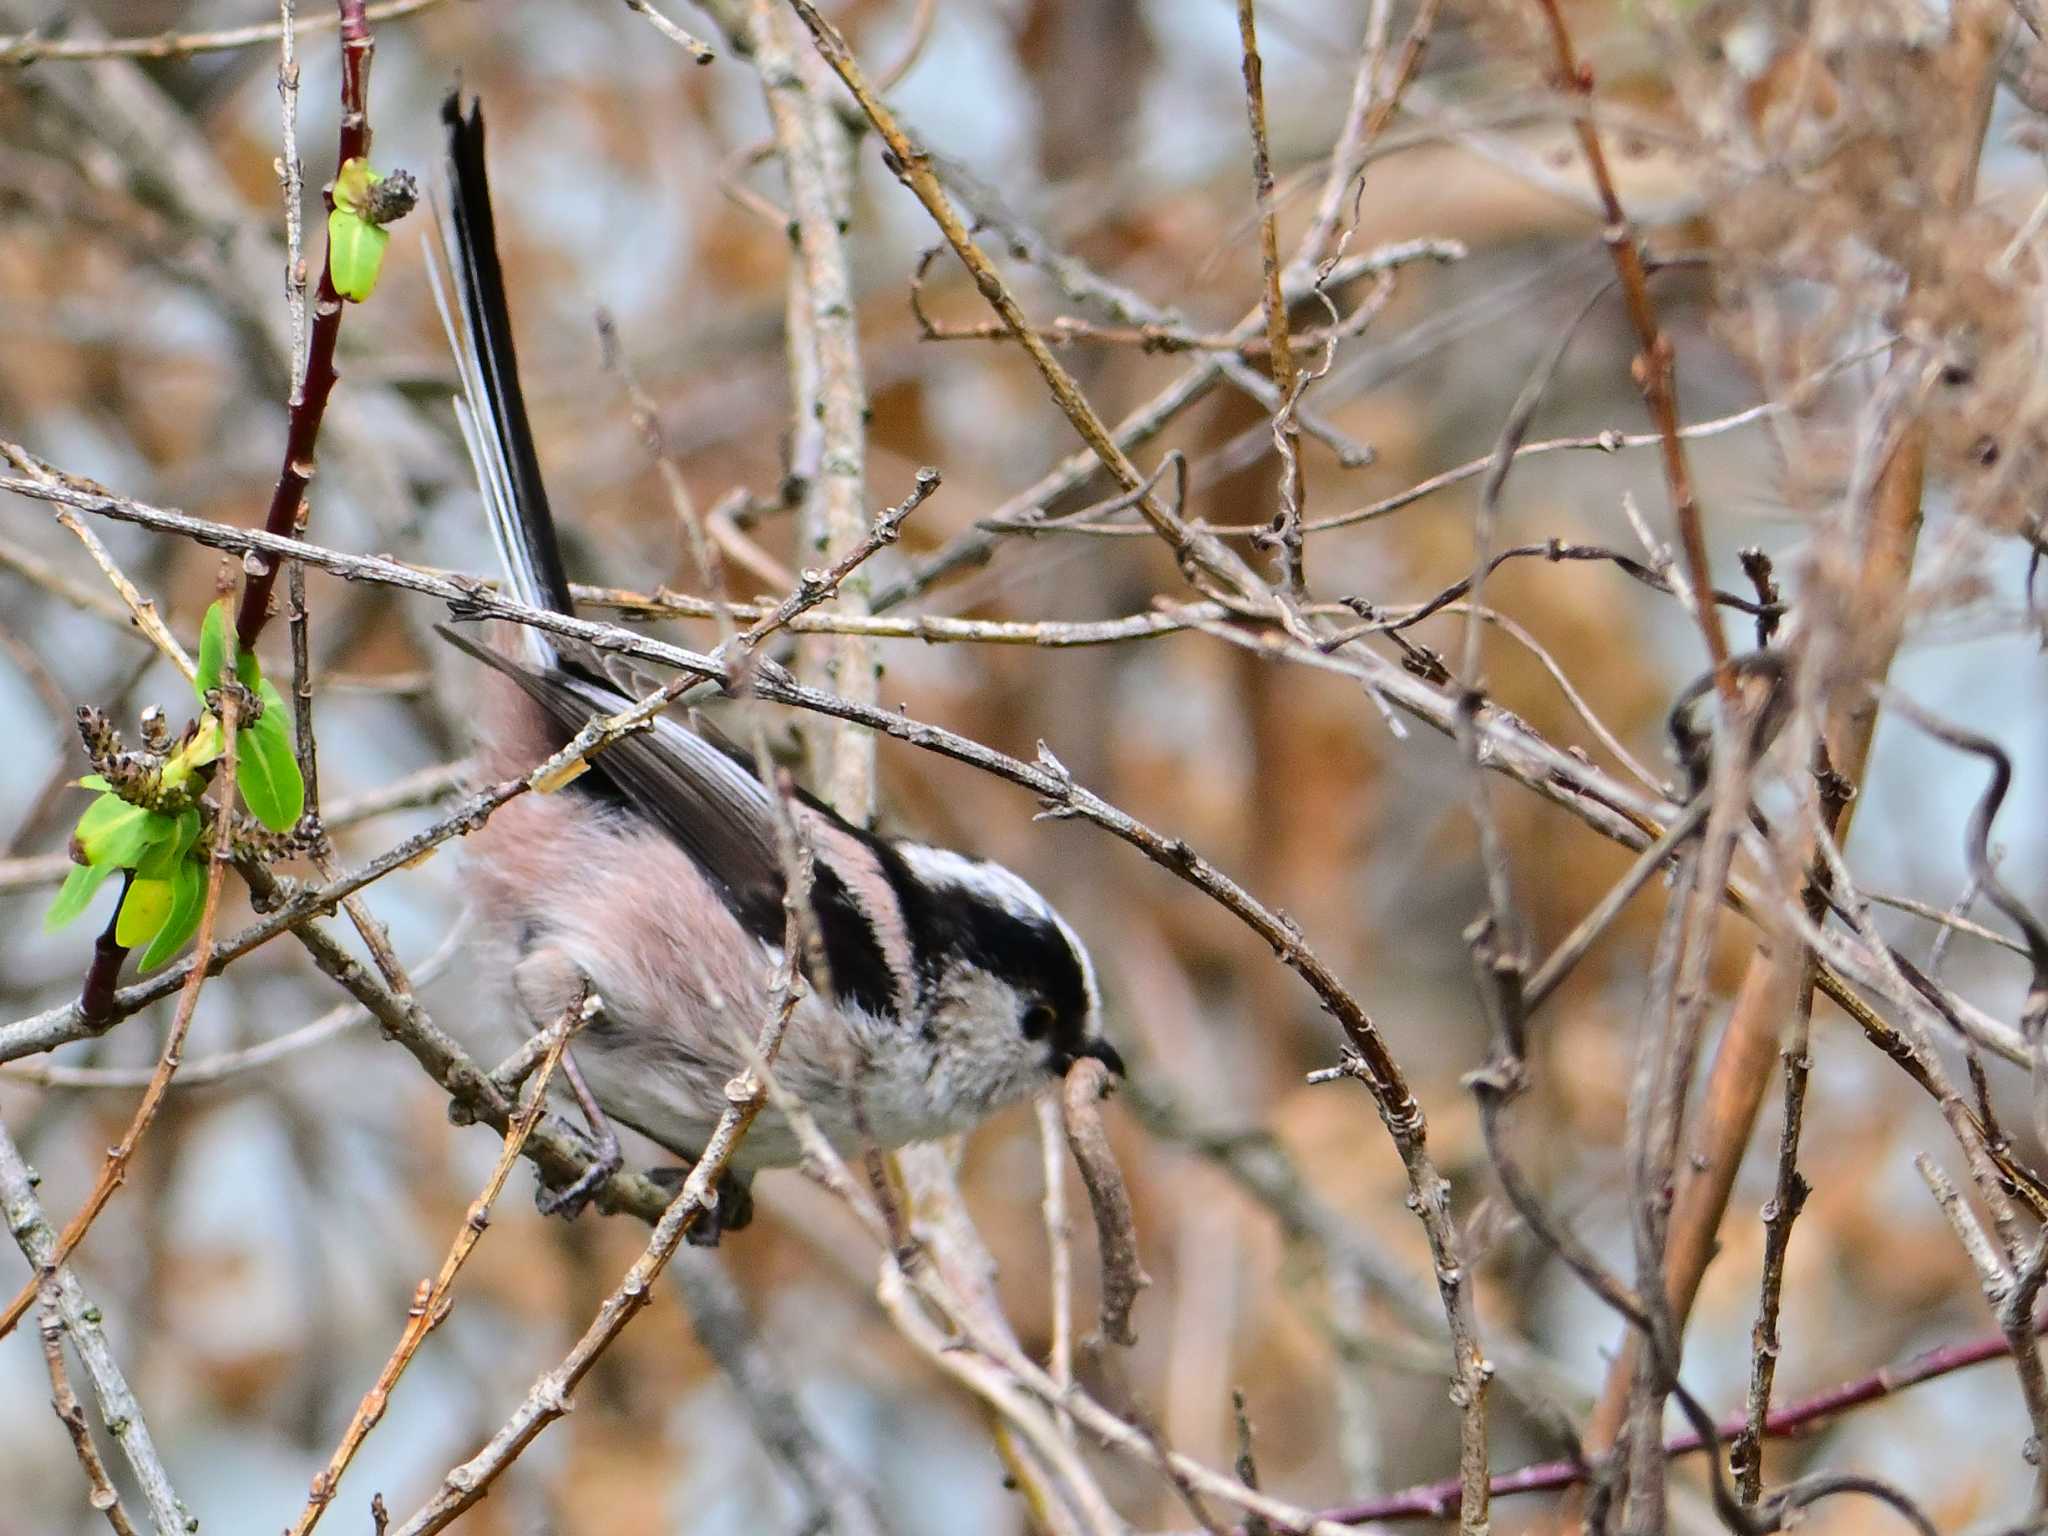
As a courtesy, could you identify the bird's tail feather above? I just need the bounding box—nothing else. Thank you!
[430,91,575,657]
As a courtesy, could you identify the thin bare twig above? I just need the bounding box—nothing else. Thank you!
[1037,1093,1078,1440]
[1917,1156,2048,1505]
[37,1280,137,1536]
[784,0,1268,613]
[1235,0,1307,595]
[1529,0,1730,692]
[3,920,466,1089]
[0,1117,188,1534]
[290,991,592,1535]
[1563,11,2006,1510]
[616,0,715,60]
[0,0,443,63]
[1061,1057,1150,1349]
[277,0,307,398]
[51,510,195,681]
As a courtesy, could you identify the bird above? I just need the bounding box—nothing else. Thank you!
[427,91,1122,1235]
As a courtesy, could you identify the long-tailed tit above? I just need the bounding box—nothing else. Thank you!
[429,93,1121,1232]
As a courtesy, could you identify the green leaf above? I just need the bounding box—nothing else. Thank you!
[115,874,174,949]
[76,774,112,792]
[137,807,201,879]
[195,599,229,702]
[237,680,304,832]
[328,208,390,302]
[236,646,261,690]
[332,157,380,216]
[74,793,157,869]
[179,715,224,774]
[139,857,206,970]
[44,859,116,931]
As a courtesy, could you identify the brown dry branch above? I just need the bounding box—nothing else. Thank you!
[904,206,1379,466]
[386,1060,782,1535]
[47,513,196,682]
[1188,605,2048,1177]
[1917,1155,2048,1508]
[1531,0,1730,692]
[782,1,1266,611]
[876,234,1465,609]
[779,11,1493,1518]
[1234,0,1306,596]
[619,584,1207,644]
[733,468,940,653]
[1060,1056,1150,1349]
[615,0,714,61]
[1016,337,1887,541]
[1561,7,2010,1519]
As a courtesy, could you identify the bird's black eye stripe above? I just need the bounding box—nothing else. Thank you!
[874,849,1092,1056]
[806,860,903,1020]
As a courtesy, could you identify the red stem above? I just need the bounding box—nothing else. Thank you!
[77,0,374,1018]
[1296,1322,2028,1526]
[234,0,373,653]
[76,872,136,1024]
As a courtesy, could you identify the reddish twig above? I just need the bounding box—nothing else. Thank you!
[234,0,372,653]
[1528,0,1730,697]
[69,0,382,1022]
[1259,1318,2047,1529]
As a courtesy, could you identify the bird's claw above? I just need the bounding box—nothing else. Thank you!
[648,1163,755,1246]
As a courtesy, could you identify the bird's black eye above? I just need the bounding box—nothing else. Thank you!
[1021,1001,1058,1040]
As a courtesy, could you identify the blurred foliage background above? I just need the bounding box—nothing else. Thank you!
[5,1,2048,1533]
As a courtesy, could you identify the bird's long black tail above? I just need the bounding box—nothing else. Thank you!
[435,91,576,635]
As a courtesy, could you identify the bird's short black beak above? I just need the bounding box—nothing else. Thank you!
[1053,1038,1126,1078]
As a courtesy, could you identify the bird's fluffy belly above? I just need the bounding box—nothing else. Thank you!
[465,793,1042,1172]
